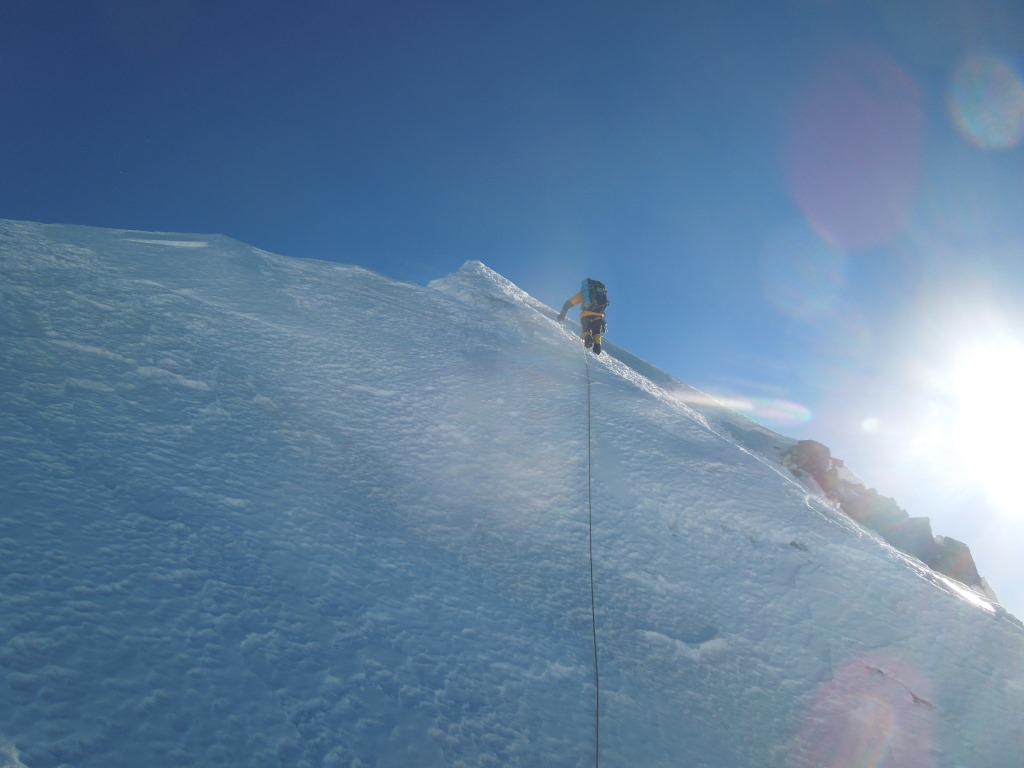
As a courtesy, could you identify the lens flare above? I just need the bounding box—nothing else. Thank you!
[948,54,1024,150]
[792,653,935,768]
[861,416,881,433]
[783,47,925,250]
[949,337,1024,516]
[671,389,812,428]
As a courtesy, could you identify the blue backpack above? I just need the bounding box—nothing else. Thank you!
[581,278,609,313]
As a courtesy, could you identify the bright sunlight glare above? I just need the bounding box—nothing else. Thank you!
[950,337,1024,517]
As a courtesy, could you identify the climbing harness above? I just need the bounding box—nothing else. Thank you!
[584,351,601,767]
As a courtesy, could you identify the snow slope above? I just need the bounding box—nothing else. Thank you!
[1,219,1023,768]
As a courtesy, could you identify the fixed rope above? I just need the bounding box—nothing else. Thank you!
[584,351,601,768]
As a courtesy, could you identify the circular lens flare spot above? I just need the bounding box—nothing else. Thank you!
[783,47,925,250]
[861,416,882,433]
[948,54,1024,150]
[793,653,935,768]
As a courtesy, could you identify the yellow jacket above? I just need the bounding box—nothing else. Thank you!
[560,291,605,319]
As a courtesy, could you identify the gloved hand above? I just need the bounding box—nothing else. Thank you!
[556,312,566,323]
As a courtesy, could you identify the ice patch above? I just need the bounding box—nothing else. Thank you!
[0,739,29,768]
[137,366,210,390]
[637,629,727,662]
[125,238,209,248]
[49,338,131,363]
[65,377,116,393]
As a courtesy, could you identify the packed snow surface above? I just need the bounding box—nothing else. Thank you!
[1,220,1023,767]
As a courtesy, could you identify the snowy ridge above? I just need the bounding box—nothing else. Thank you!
[2,220,1023,767]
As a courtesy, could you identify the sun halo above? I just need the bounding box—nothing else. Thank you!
[947,336,1024,517]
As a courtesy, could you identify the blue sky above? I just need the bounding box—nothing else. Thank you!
[4,1,1024,609]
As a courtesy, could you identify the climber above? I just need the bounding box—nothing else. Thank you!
[556,278,609,355]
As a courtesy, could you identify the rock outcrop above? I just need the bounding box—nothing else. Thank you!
[784,440,992,597]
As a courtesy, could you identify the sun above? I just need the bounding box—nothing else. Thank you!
[948,336,1024,516]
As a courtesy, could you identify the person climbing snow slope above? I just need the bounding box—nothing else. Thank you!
[556,278,609,354]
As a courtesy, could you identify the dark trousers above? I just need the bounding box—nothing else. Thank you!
[581,314,605,339]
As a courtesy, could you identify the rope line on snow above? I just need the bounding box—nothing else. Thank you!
[584,350,601,768]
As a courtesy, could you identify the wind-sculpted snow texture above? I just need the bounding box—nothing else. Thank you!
[1,219,1023,767]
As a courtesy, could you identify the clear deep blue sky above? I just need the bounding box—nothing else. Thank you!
[4,1,1024,613]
